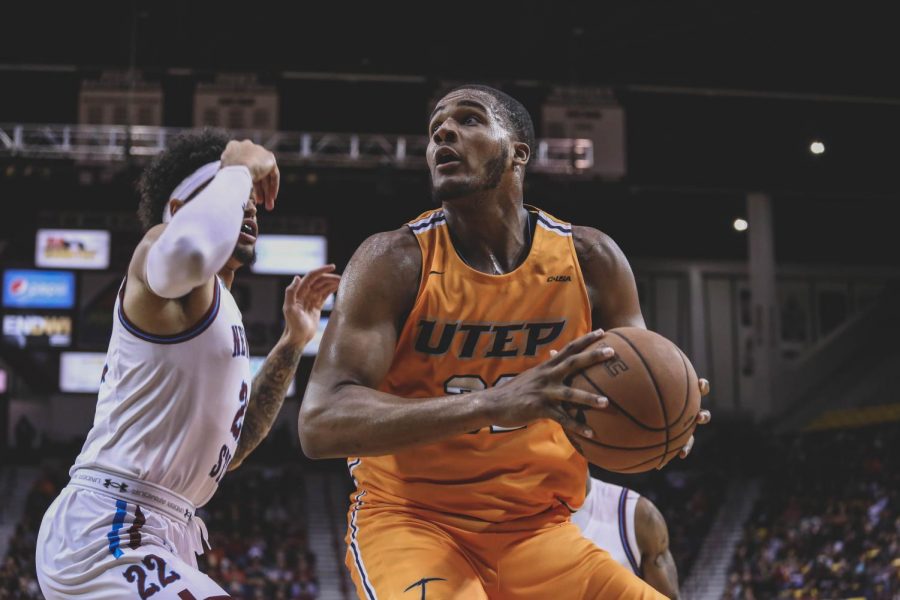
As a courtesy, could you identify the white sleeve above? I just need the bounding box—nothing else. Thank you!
[145,165,252,298]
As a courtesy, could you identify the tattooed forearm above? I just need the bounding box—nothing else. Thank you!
[229,339,303,470]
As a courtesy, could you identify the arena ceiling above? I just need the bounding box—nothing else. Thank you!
[2,2,898,98]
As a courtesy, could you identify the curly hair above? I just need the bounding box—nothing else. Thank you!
[441,84,536,162]
[136,129,230,231]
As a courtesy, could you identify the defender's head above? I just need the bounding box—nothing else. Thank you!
[137,129,258,267]
[427,84,535,203]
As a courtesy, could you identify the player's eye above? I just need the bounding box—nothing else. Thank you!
[430,121,442,134]
[463,115,480,125]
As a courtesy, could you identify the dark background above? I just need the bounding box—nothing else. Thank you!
[1,1,897,268]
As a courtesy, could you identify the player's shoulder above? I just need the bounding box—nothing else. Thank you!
[352,226,420,275]
[343,226,421,305]
[635,495,666,531]
[358,226,419,256]
[571,226,625,265]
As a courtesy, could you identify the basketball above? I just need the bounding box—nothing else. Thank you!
[565,327,701,473]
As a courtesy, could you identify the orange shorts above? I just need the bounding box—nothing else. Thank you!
[345,504,664,600]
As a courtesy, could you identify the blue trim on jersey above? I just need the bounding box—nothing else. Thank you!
[117,276,221,344]
[618,489,642,576]
[408,213,446,232]
[107,499,128,559]
[347,458,361,486]
[537,214,572,234]
[349,490,377,600]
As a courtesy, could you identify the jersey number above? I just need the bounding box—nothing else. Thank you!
[444,374,526,434]
[122,554,181,599]
[209,380,248,482]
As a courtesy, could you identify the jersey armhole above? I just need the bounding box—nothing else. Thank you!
[118,276,222,345]
[619,489,643,575]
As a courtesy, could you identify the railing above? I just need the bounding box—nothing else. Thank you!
[0,124,594,175]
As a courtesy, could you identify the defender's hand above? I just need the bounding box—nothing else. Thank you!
[485,330,615,439]
[281,265,341,348]
[220,139,280,211]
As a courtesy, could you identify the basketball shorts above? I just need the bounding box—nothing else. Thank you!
[36,470,230,599]
[344,503,665,600]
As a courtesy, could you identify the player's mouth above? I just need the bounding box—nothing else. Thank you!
[434,147,463,173]
[239,219,258,244]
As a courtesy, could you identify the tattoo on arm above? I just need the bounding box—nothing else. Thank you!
[229,341,302,470]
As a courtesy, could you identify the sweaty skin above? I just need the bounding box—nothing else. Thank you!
[299,88,684,459]
[635,497,681,599]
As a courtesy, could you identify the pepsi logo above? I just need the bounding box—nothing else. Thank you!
[9,278,27,296]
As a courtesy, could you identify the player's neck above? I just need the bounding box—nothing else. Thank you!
[442,195,532,275]
[216,268,236,289]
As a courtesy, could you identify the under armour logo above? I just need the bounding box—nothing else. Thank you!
[103,479,128,492]
[404,577,447,599]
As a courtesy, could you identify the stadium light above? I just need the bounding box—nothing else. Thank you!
[809,141,825,155]
[733,218,749,232]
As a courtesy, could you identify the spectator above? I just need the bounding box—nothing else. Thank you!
[723,424,899,599]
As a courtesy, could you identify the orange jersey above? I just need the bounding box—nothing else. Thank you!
[349,207,591,528]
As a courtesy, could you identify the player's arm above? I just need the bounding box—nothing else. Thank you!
[124,141,279,332]
[573,226,646,331]
[574,226,710,456]
[228,265,341,471]
[299,229,613,459]
[635,497,680,599]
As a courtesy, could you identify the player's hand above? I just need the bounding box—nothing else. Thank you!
[678,378,711,459]
[281,265,341,348]
[220,139,280,211]
[484,329,614,439]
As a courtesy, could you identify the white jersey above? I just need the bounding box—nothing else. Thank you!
[571,478,643,576]
[71,276,252,508]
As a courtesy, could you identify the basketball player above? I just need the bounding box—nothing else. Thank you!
[573,475,681,598]
[300,85,710,599]
[35,131,340,599]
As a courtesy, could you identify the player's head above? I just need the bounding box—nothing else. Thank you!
[137,129,257,267]
[427,84,535,203]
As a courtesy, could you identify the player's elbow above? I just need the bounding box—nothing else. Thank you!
[298,425,337,460]
[147,238,210,298]
[298,425,325,459]
[298,397,333,459]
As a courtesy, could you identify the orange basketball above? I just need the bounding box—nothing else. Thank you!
[564,327,701,473]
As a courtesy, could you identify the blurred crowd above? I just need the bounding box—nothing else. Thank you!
[0,461,319,600]
[198,464,319,600]
[724,424,899,600]
[652,466,728,577]
[4,422,897,599]
[0,468,63,599]
[596,423,740,578]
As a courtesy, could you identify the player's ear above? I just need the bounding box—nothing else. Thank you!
[512,141,530,169]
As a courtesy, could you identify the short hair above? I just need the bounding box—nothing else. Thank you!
[136,129,230,231]
[442,84,536,156]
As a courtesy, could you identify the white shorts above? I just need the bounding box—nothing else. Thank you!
[36,486,230,599]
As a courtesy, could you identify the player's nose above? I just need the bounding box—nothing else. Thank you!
[432,119,459,145]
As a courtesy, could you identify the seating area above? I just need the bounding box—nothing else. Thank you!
[594,423,740,578]
[198,464,320,599]
[4,421,897,599]
[723,424,899,599]
[0,467,64,599]
[0,462,319,600]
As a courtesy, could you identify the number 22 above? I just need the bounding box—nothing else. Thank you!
[122,554,181,599]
